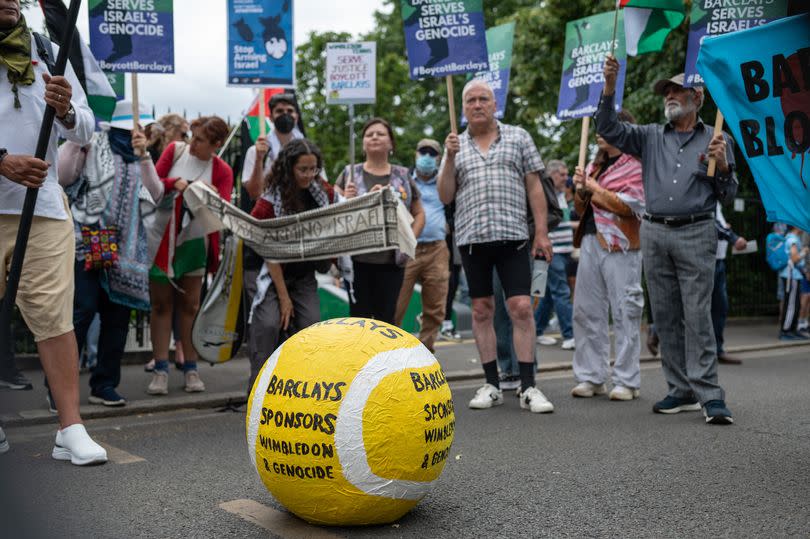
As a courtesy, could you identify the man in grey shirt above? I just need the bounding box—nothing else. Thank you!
[595,55,737,425]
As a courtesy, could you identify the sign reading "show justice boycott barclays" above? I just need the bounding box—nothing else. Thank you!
[88,0,175,74]
[556,10,627,120]
[401,0,489,79]
[325,42,376,105]
[227,0,295,87]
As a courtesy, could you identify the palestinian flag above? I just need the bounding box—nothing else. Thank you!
[39,0,117,121]
[619,0,685,56]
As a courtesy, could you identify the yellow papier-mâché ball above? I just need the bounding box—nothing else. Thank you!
[246,317,455,526]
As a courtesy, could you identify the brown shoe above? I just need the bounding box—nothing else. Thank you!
[646,331,659,357]
[718,353,742,365]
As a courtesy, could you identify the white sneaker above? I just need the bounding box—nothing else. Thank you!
[609,386,640,401]
[520,386,554,413]
[468,383,504,409]
[52,424,107,466]
[561,338,576,350]
[184,370,206,393]
[147,370,169,395]
[536,335,557,345]
[571,381,607,398]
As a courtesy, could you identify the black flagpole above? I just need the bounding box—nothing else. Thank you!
[0,0,83,367]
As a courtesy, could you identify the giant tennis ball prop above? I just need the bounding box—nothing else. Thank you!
[246,318,455,526]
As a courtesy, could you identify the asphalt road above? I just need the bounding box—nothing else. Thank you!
[2,348,808,538]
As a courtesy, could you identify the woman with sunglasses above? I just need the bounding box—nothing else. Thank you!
[146,116,233,396]
[247,139,335,391]
[335,117,425,324]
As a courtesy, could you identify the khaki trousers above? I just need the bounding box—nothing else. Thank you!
[394,241,450,352]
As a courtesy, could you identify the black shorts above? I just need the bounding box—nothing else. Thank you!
[459,240,531,299]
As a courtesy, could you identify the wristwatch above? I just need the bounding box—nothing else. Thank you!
[0,148,7,174]
[58,104,76,126]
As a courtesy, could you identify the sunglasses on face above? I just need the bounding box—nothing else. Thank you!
[418,148,439,157]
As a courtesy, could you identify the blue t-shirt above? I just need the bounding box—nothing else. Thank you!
[780,233,805,280]
[414,173,447,243]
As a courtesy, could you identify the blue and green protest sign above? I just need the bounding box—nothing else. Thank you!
[227,0,295,87]
[697,14,810,230]
[684,0,788,87]
[557,11,626,120]
[461,22,515,125]
[401,0,489,79]
[88,0,174,74]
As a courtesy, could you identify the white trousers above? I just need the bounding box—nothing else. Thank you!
[572,235,644,389]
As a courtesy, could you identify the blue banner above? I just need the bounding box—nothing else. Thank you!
[227,0,294,87]
[697,14,810,230]
[88,0,174,74]
[401,0,488,80]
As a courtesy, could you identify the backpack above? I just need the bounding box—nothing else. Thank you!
[765,232,788,272]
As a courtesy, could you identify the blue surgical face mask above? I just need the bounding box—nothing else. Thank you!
[415,154,438,175]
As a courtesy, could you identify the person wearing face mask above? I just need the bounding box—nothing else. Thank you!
[393,139,449,352]
[246,139,335,391]
[240,93,304,384]
[241,93,304,203]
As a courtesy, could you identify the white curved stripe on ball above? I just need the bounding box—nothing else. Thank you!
[247,343,285,472]
[334,345,439,500]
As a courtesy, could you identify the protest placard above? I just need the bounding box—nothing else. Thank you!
[227,0,295,87]
[401,0,489,80]
[557,10,626,121]
[183,183,416,263]
[88,0,174,74]
[105,71,125,100]
[461,22,515,125]
[326,42,376,105]
[697,13,810,230]
[684,0,788,87]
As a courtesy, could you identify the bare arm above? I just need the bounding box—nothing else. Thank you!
[267,262,293,330]
[437,133,459,204]
[57,140,87,187]
[410,197,425,239]
[525,171,553,261]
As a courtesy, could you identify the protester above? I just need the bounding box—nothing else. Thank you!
[57,100,163,407]
[712,203,748,363]
[394,139,449,352]
[241,93,303,202]
[146,116,233,395]
[146,112,188,164]
[778,225,809,340]
[440,201,463,341]
[534,160,575,350]
[569,117,645,400]
[335,117,425,323]
[247,139,334,391]
[598,56,738,424]
[438,79,554,414]
[799,230,810,334]
[240,93,304,384]
[0,1,106,463]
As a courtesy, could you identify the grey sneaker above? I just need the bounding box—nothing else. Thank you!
[184,370,205,393]
[0,426,9,454]
[147,371,169,395]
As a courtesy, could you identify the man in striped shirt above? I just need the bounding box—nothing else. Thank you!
[534,160,576,350]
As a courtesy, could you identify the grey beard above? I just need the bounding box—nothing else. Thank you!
[665,101,695,122]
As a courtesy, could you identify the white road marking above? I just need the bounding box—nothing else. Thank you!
[98,442,145,464]
[219,499,343,538]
